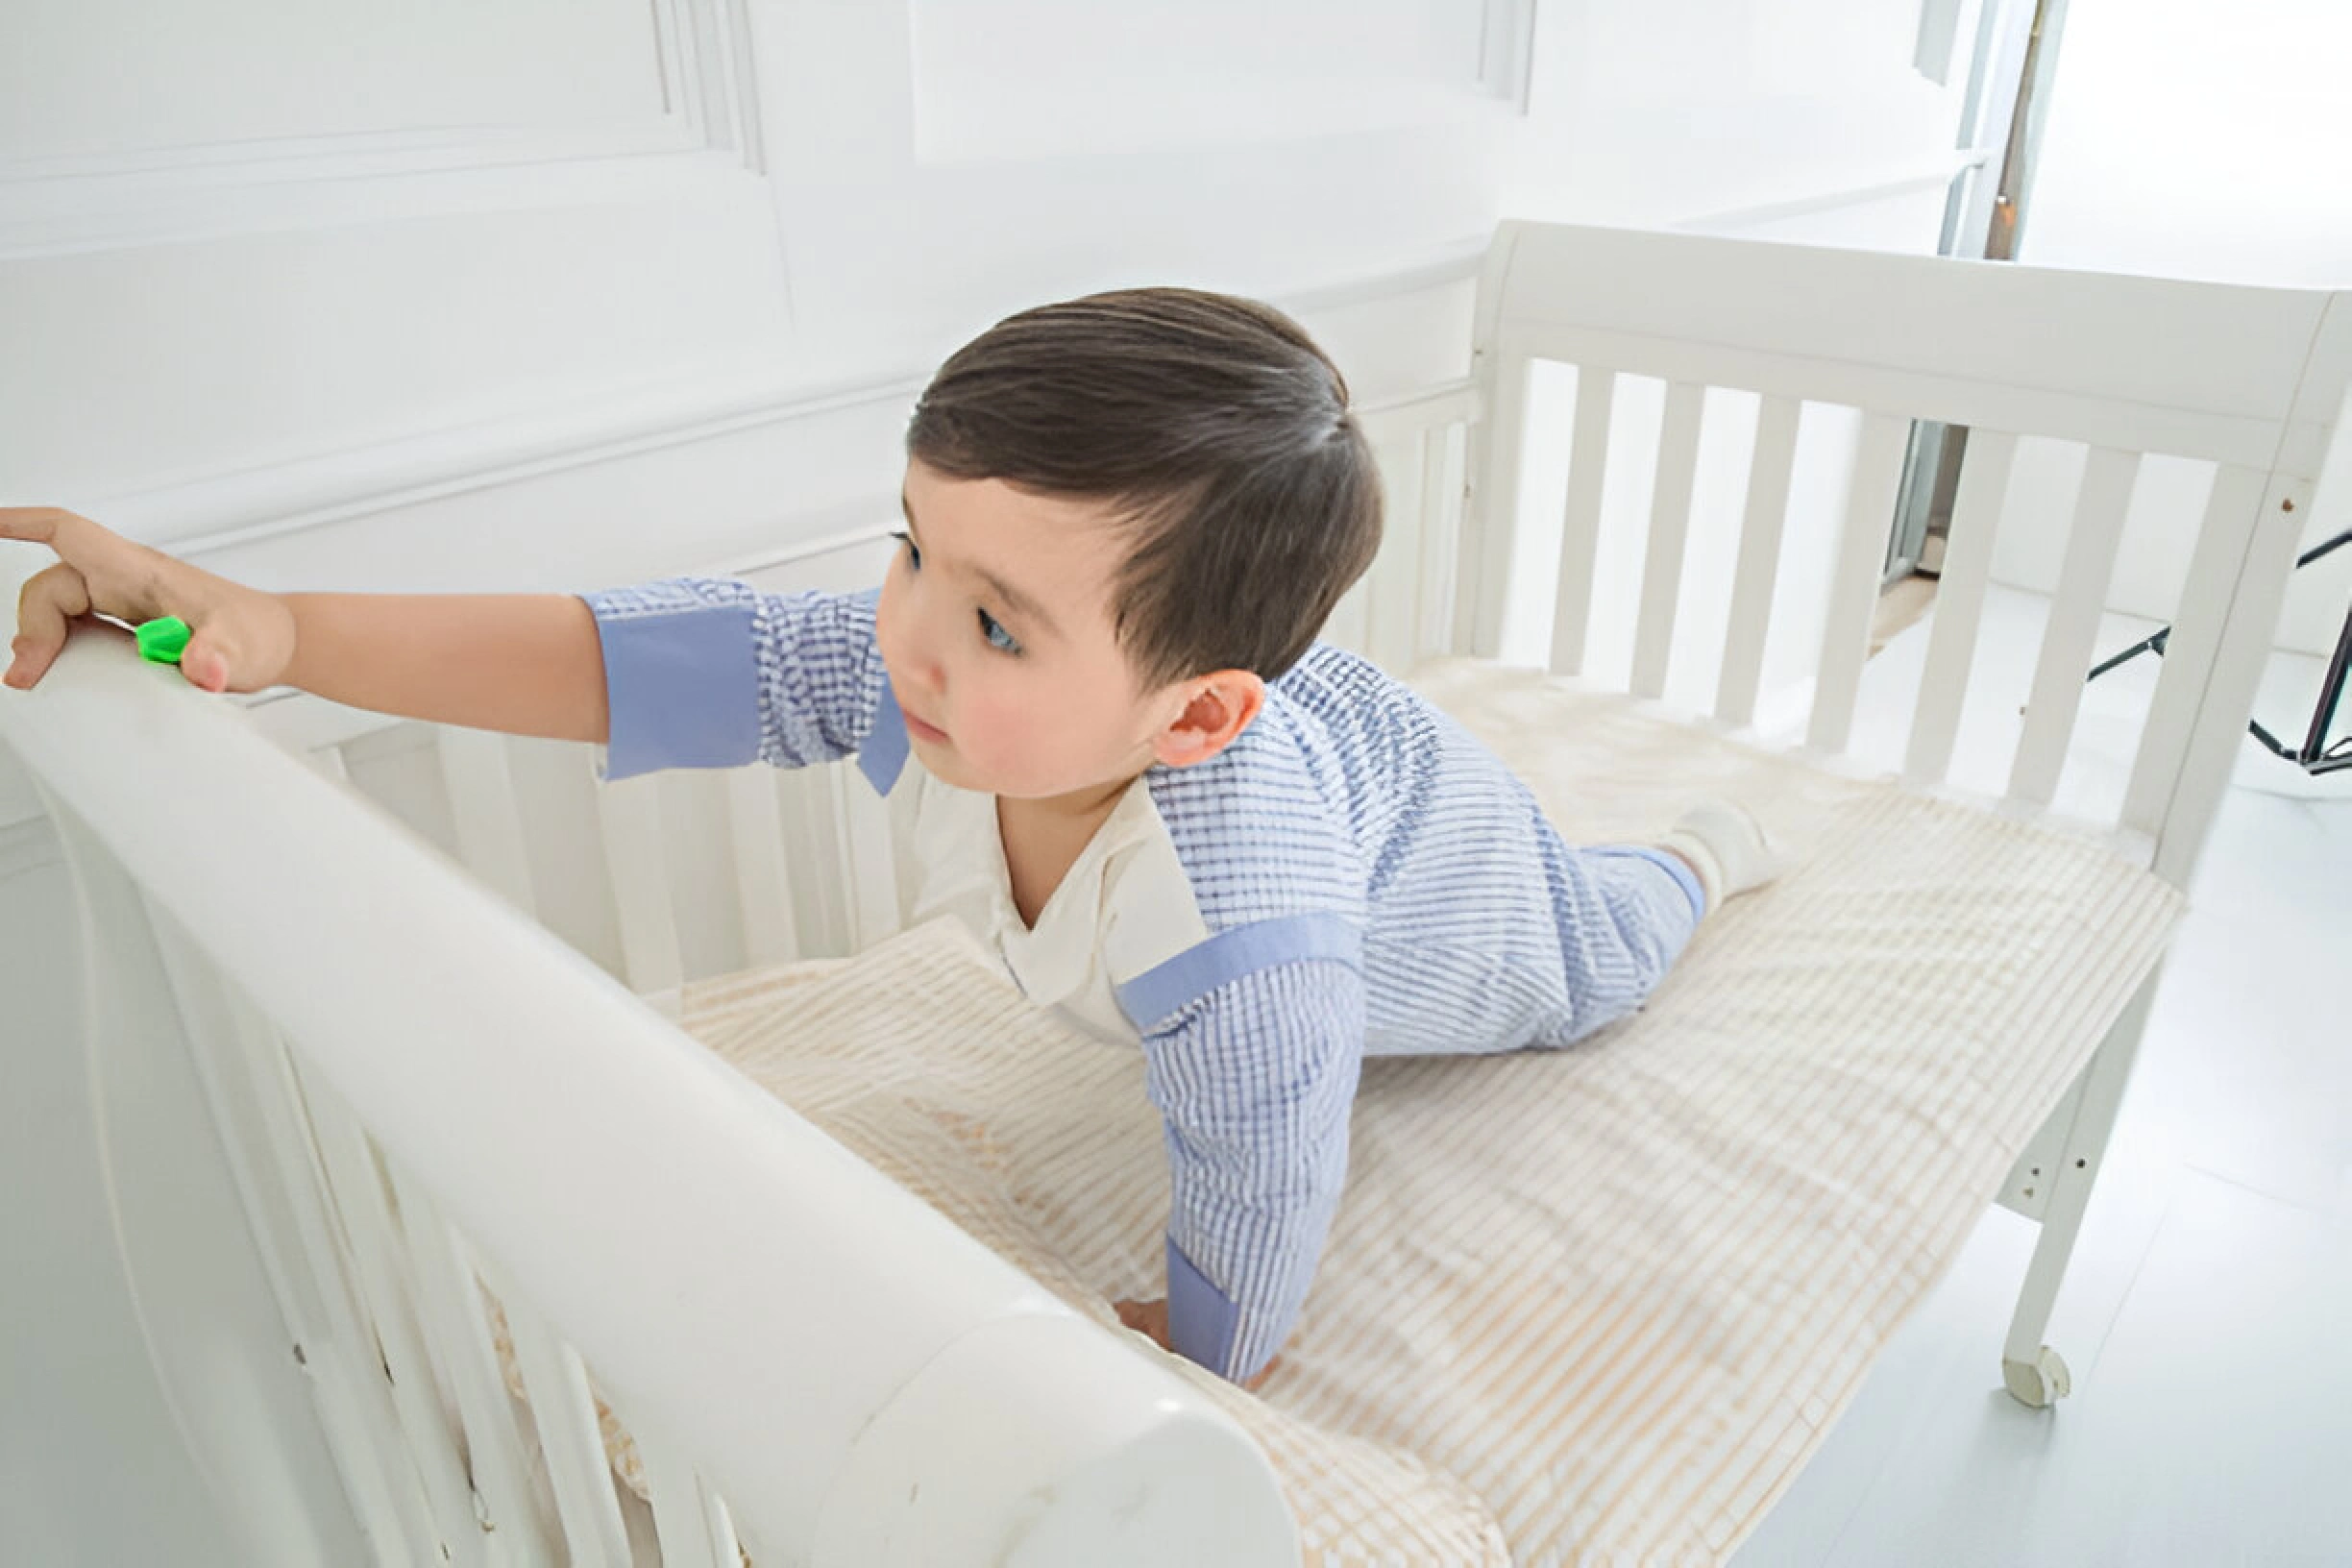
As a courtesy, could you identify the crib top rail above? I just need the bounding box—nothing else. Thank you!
[1475,221,2346,478]
[0,581,1298,1567]
[1458,221,2350,890]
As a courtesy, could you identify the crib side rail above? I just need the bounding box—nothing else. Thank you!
[0,596,1299,1568]
[1460,220,2351,888]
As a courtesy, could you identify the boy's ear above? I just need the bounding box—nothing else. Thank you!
[1151,671,1266,769]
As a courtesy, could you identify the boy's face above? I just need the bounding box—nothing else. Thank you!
[875,459,1195,801]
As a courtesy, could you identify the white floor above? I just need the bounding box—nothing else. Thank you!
[1733,588,2352,1567]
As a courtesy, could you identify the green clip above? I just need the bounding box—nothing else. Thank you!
[136,616,193,665]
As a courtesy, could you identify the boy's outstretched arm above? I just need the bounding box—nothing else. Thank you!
[3,507,609,743]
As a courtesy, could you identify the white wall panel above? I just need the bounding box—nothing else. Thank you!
[908,0,1511,161]
[748,0,1504,394]
[3,185,791,529]
[184,379,915,593]
[3,0,665,161]
[3,0,1505,579]
[1502,0,1972,231]
[0,0,772,538]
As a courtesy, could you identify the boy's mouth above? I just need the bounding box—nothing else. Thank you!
[903,709,949,746]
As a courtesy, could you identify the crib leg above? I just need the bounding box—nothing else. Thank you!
[2000,968,2164,1408]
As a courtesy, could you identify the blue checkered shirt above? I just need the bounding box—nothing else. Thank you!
[583,578,1701,1384]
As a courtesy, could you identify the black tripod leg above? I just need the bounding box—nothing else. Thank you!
[2297,600,2352,764]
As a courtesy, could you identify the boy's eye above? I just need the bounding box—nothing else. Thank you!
[893,529,1017,652]
[979,609,1022,655]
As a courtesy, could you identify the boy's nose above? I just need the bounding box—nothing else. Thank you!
[898,653,945,708]
[877,605,947,705]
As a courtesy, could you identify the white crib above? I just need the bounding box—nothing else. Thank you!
[3,221,2344,1567]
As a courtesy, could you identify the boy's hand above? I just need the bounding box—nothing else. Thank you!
[3,507,296,695]
[1115,1295,1174,1350]
[1114,1296,1283,1391]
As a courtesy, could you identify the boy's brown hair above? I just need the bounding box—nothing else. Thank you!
[906,286,1383,687]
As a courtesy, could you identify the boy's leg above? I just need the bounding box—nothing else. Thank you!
[1548,799,1780,1044]
[1548,842,1703,1044]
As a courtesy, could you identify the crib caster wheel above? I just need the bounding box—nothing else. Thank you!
[2001,1347,2070,1409]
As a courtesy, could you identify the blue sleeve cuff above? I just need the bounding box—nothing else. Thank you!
[585,595,760,781]
[855,680,911,796]
[1165,1237,1241,1378]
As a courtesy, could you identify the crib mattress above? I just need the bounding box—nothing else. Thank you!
[672,659,2184,1566]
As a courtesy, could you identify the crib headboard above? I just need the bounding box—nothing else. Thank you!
[1456,220,2350,887]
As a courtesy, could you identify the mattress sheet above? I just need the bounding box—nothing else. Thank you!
[662,659,2183,1565]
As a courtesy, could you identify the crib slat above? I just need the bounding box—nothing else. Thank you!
[1459,348,1532,660]
[592,763,685,1016]
[637,1433,728,1567]
[702,1488,745,1568]
[1806,411,1912,753]
[1903,429,2019,785]
[1417,422,1465,663]
[383,1161,558,1567]
[2009,448,2143,804]
[1550,366,1618,677]
[1368,433,1425,673]
[499,1294,634,1568]
[2121,463,2270,840]
[436,728,538,918]
[831,763,901,951]
[137,898,437,1564]
[726,767,800,970]
[274,748,458,1555]
[775,765,849,956]
[1713,394,1801,727]
[293,1063,485,1556]
[1630,380,1707,699]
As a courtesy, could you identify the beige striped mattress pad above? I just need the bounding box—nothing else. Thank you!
[621,659,2182,1565]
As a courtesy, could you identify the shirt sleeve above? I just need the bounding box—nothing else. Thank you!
[1140,958,1364,1384]
[580,578,886,781]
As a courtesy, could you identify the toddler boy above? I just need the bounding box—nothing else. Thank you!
[2,289,1776,1389]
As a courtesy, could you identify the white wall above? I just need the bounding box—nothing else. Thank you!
[1502,0,1975,230]
[1489,0,1981,718]
[1994,0,2352,655]
[0,0,1510,570]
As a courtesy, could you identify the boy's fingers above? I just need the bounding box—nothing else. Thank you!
[6,562,94,689]
[181,632,233,694]
[0,506,80,547]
